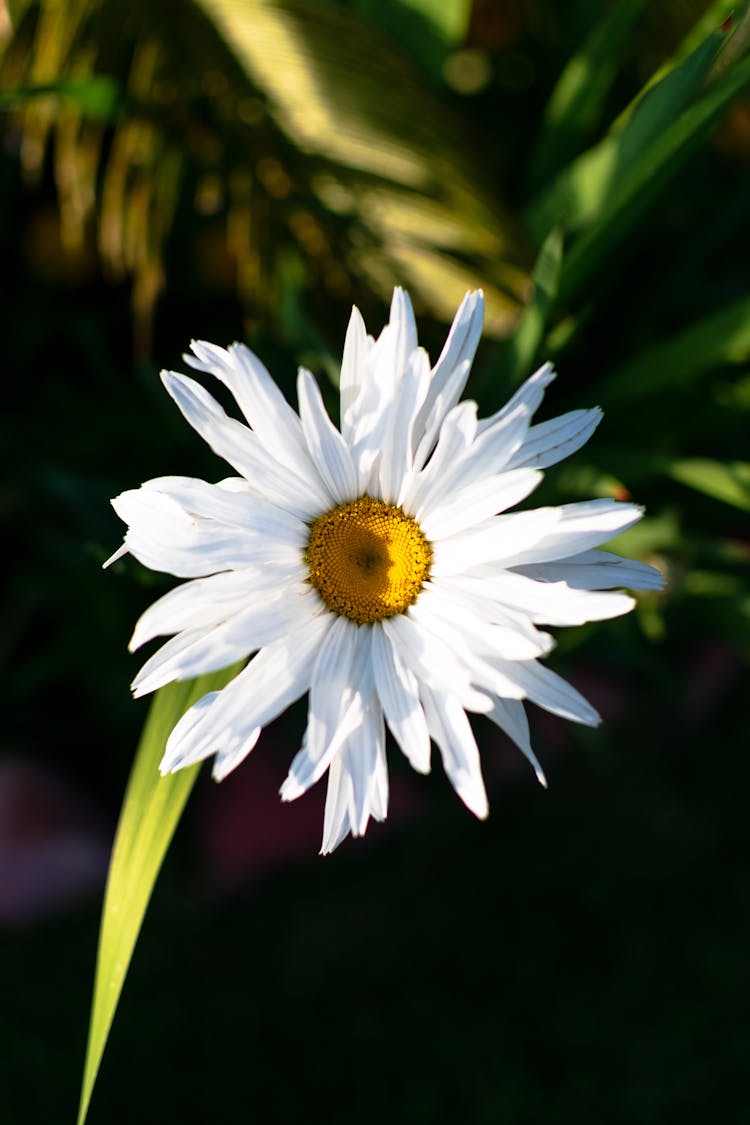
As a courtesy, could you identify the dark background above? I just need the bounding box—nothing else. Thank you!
[1,1,748,1122]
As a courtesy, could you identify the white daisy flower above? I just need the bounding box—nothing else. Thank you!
[108,288,663,853]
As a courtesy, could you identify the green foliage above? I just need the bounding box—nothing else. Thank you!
[530,0,647,186]
[0,0,527,349]
[77,664,243,1125]
[598,293,750,405]
[499,225,564,386]
[667,459,750,511]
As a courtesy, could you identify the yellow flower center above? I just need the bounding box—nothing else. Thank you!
[305,496,432,625]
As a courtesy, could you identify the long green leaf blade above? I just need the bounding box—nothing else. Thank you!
[77,663,243,1125]
[559,28,750,302]
[530,0,646,187]
[501,225,563,385]
[528,20,732,242]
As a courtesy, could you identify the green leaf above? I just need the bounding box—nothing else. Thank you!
[530,0,646,187]
[668,459,750,511]
[0,77,121,120]
[194,0,526,332]
[77,663,243,1125]
[566,448,750,512]
[397,0,470,45]
[527,20,731,242]
[597,292,750,406]
[558,23,750,302]
[625,0,736,105]
[339,0,471,79]
[3,0,526,341]
[500,225,563,385]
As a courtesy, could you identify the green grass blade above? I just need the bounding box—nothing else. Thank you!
[77,663,243,1125]
[501,225,563,385]
[530,0,646,187]
[528,20,732,243]
[597,292,750,406]
[559,30,750,302]
[619,0,736,117]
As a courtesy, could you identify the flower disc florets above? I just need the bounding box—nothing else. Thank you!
[305,496,432,625]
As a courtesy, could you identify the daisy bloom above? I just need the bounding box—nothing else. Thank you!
[108,289,663,853]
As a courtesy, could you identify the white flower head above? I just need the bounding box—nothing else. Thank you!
[108,289,663,853]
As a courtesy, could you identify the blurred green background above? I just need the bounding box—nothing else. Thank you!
[1,0,749,1122]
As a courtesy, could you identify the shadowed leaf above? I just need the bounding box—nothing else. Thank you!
[597,292,750,406]
[530,0,646,187]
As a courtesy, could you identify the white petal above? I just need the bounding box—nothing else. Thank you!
[506,408,602,470]
[415,585,554,660]
[129,564,307,651]
[516,548,665,591]
[341,697,387,836]
[501,499,644,566]
[161,370,328,517]
[339,305,372,445]
[186,340,315,481]
[399,400,478,513]
[382,613,477,703]
[485,697,547,787]
[297,367,359,503]
[318,709,389,855]
[442,570,636,627]
[160,612,332,775]
[320,753,353,855]
[280,617,370,801]
[405,401,531,516]
[371,624,431,774]
[112,487,292,578]
[378,348,431,503]
[419,468,542,538]
[412,289,484,457]
[407,599,533,699]
[385,286,418,377]
[430,508,562,577]
[136,476,308,543]
[346,289,418,480]
[421,687,488,819]
[132,585,318,698]
[476,362,556,435]
[493,658,601,726]
[103,542,128,568]
[412,359,471,471]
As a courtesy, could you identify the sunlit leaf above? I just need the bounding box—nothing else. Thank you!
[77,662,243,1125]
[399,0,470,45]
[2,0,526,345]
[667,458,750,511]
[196,0,526,326]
